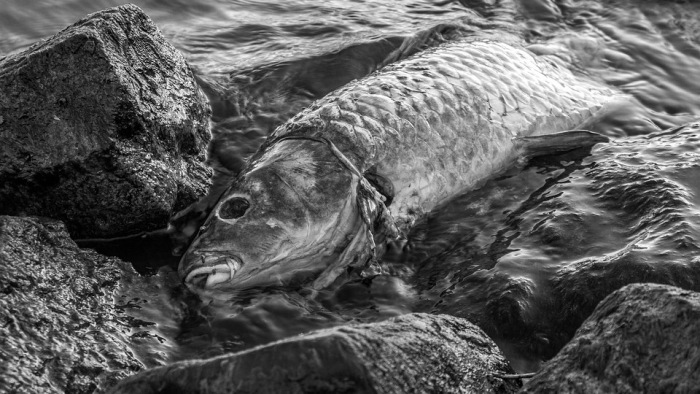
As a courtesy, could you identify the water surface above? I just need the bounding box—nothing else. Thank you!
[4,0,700,377]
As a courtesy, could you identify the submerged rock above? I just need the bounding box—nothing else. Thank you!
[0,216,143,393]
[0,4,211,238]
[522,283,700,393]
[405,120,700,366]
[110,313,520,394]
[541,121,700,352]
[543,246,700,354]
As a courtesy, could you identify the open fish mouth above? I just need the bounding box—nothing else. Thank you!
[184,255,241,289]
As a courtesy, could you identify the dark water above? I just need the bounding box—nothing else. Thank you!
[4,0,700,379]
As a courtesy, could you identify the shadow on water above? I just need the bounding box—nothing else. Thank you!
[76,231,179,275]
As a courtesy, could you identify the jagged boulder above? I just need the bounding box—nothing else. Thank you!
[0,216,145,393]
[521,283,700,393]
[110,313,520,394]
[0,4,211,238]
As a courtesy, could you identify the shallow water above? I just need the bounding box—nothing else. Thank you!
[4,0,700,379]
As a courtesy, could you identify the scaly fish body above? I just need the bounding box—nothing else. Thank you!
[271,39,615,231]
[180,38,618,292]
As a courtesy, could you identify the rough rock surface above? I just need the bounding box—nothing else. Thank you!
[544,248,700,355]
[0,4,211,238]
[110,313,520,394]
[0,216,143,393]
[541,121,700,353]
[522,283,700,393]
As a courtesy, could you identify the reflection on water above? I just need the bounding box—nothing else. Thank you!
[0,0,469,75]
[5,0,700,378]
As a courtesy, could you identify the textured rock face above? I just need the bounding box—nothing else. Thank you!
[0,4,211,238]
[540,122,700,354]
[522,283,700,393]
[110,313,520,394]
[544,249,700,355]
[0,216,143,393]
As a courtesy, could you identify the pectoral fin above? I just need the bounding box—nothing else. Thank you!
[312,219,373,290]
[515,130,609,159]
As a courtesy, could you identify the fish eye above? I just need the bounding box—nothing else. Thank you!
[218,197,250,220]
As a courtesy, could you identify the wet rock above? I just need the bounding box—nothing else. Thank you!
[110,313,520,394]
[543,247,700,354]
[540,121,700,353]
[522,283,700,393]
[404,121,700,367]
[0,215,143,393]
[0,4,211,238]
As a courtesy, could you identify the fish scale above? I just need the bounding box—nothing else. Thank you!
[269,39,617,232]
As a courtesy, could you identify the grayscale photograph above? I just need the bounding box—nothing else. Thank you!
[1,0,699,392]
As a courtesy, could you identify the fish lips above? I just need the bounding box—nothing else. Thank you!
[182,253,242,290]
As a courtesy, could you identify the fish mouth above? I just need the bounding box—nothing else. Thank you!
[184,254,241,290]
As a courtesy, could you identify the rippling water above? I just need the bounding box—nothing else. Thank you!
[4,0,700,379]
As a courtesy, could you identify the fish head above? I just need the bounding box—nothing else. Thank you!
[179,139,369,293]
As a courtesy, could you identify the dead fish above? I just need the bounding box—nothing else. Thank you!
[179,32,619,294]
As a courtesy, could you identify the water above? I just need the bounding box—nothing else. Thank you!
[3,0,700,381]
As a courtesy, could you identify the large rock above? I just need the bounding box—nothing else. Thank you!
[0,216,145,393]
[110,313,520,394]
[0,4,211,238]
[522,283,700,393]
